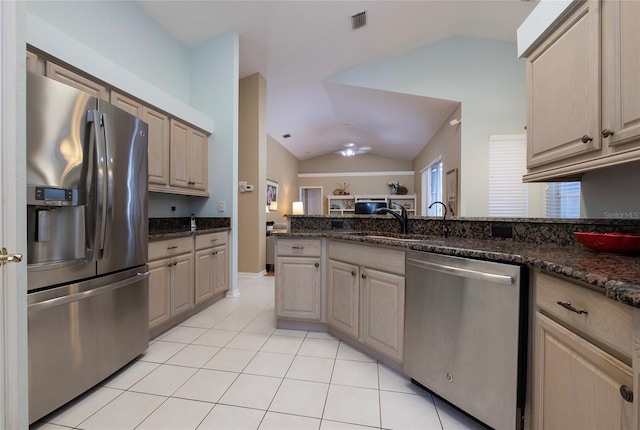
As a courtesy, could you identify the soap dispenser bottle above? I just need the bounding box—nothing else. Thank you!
[190,214,196,232]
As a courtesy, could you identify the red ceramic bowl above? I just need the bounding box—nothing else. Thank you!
[573,232,640,254]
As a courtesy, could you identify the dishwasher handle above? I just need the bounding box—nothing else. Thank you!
[407,257,514,286]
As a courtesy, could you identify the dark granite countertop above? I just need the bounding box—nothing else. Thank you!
[277,230,640,308]
[148,227,231,242]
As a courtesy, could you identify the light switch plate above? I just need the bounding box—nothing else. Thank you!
[218,201,225,212]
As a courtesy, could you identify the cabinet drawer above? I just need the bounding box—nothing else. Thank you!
[329,240,404,275]
[149,236,193,261]
[195,231,228,250]
[535,270,633,360]
[276,238,321,257]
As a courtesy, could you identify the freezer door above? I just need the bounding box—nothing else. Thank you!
[95,102,148,274]
[28,267,149,423]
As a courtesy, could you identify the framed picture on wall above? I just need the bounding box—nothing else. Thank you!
[446,168,458,216]
[267,179,279,211]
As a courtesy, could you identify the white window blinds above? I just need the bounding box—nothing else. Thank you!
[427,160,443,216]
[489,135,528,217]
[546,182,581,218]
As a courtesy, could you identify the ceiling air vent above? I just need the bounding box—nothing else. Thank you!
[351,11,367,30]
[282,133,291,139]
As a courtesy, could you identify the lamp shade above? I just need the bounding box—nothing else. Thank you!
[269,201,278,211]
[266,205,270,213]
[292,201,304,215]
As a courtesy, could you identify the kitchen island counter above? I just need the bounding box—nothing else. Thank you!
[278,230,640,308]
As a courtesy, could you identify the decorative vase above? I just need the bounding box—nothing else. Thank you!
[390,187,398,195]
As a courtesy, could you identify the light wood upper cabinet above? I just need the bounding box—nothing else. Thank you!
[110,91,172,189]
[26,51,45,75]
[533,312,634,430]
[601,0,640,151]
[170,119,209,194]
[46,62,109,101]
[110,91,143,117]
[143,107,170,187]
[526,0,601,169]
[524,0,640,181]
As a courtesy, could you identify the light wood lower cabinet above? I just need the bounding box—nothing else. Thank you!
[533,312,634,430]
[326,259,359,337]
[148,237,194,331]
[275,238,322,321]
[360,267,405,362]
[532,270,636,430]
[149,232,229,335]
[327,241,405,363]
[195,232,229,305]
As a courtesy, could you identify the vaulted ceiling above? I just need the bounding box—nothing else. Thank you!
[139,1,536,160]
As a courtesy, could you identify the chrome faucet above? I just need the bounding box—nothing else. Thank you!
[428,201,449,237]
[375,205,408,235]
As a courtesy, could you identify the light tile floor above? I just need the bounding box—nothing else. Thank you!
[31,275,487,430]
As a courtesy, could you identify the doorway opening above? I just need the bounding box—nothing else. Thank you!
[299,186,323,215]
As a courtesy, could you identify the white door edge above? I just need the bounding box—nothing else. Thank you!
[1,1,29,427]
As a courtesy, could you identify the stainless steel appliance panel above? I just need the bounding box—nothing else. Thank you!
[26,73,96,195]
[94,101,148,275]
[405,251,525,430]
[28,267,149,424]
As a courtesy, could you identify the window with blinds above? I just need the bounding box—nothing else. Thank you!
[427,160,443,216]
[489,135,528,217]
[546,182,581,218]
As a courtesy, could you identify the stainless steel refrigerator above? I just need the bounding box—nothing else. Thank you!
[26,72,149,424]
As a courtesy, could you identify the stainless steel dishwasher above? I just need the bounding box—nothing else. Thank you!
[405,251,528,430]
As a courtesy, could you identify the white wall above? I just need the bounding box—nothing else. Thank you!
[581,162,640,219]
[26,0,191,102]
[327,36,527,217]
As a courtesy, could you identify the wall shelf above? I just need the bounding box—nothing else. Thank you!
[327,194,417,215]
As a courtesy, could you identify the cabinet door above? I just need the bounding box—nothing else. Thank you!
[327,259,359,337]
[212,246,228,296]
[533,312,634,430]
[148,258,171,330]
[110,91,143,117]
[602,0,640,150]
[360,268,405,362]
[194,248,214,305]
[276,256,321,320]
[169,119,190,189]
[526,0,601,168]
[143,107,170,186]
[170,253,194,317]
[189,128,208,191]
[46,62,109,101]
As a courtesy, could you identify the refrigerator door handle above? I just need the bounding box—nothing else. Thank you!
[90,110,108,259]
[101,112,115,259]
[28,270,150,312]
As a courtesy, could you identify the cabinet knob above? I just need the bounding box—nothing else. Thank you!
[167,263,172,267]
[620,385,633,402]
[581,135,593,144]
[314,262,319,268]
[361,273,367,279]
[602,129,615,138]
[173,262,178,266]
[351,271,356,277]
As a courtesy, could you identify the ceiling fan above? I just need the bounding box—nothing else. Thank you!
[335,124,371,157]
